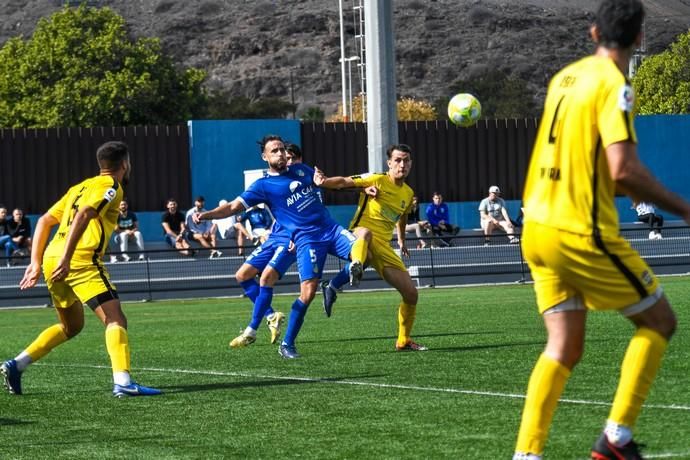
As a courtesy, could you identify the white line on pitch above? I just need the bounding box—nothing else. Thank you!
[38,362,690,412]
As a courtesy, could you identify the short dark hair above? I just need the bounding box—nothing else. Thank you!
[195,196,205,203]
[386,143,413,159]
[595,0,644,49]
[285,143,302,159]
[257,134,284,154]
[96,141,129,170]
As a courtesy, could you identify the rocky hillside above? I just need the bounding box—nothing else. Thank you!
[2,0,690,117]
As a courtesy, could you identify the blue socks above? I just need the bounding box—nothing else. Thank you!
[249,286,274,330]
[282,298,309,347]
[241,279,274,326]
[329,263,351,290]
[240,279,259,302]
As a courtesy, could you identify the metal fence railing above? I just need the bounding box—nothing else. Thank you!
[2,225,689,307]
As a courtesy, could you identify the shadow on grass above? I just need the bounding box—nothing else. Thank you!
[428,340,546,353]
[161,374,385,394]
[0,417,35,426]
[304,330,507,345]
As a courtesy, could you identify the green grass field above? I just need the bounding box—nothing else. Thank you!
[1,278,689,459]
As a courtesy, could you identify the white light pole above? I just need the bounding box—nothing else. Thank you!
[338,0,348,119]
[341,56,360,121]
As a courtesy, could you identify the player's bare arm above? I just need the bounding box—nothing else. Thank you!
[195,199,245,224]
[313,167,377,196]
[397,214,410,257]
[19,212,59,290]
[313,167,356,189]
[51,206,99,283]
[606,141,690,223]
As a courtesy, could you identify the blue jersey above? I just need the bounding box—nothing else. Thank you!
[243,206,273,229]
[238,163,338,245]
[269,220,290,244]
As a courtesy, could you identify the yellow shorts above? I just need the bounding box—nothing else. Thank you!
[367,234,408,276]
[43,257,118,309]
[522,221,660,315]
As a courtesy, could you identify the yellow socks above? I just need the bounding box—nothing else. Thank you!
[25,324,69,362]
[396,302,416,347]
[515,353,571,456]
[609,327,667,427]
[350,238,368,264]
[105,325,131,373]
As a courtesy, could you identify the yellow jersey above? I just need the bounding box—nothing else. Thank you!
[44,175,123,265]
[523,55,637,238]
[349,173,414,237]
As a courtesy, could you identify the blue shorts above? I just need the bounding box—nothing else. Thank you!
[245,238,296,278]
[295,225,356,281]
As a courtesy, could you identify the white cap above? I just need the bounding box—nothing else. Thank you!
[489,186,500,193]
[219,199,228,206]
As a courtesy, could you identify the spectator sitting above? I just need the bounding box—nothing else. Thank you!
[0,205,19,267]
[634,201,663,240]
[425,191,459,246]
[7,208,32,261]
[186,196,222,258]
[404,196,432,248]
[213,199,251,255]
[479,185,519,245]
[110,199,146,262]
[240,204,274,245]
[161,198,193,257]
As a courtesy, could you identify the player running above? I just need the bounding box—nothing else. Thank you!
[1,141,161,398]
[314,143,427,351]
[193,135,363,359]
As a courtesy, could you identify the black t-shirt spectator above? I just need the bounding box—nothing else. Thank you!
[407,206,421,224]
[161,211,185,234]
[8,216,31,239]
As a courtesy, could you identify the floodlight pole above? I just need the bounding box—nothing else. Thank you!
[338,0,348,119]
[364,0,397,172]
[342,56,360,121]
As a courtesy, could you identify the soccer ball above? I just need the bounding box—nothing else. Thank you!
[447,93,481,127]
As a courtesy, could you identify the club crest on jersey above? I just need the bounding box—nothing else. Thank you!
[618,84,634,112]
[103,188,117,202]
[297,170,305,177]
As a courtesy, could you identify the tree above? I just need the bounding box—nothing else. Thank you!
[328,95,437,122]
[633,31,690,115]
[300,106,325,122]
[0,5,206,127]
[442,69,537,119]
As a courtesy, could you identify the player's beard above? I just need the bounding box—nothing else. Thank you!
[269,157,287,172]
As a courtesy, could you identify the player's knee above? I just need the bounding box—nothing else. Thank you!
[260,269,279,286]
[62,321,84,338]
[402,287,418,305]
[235,265,254,283]
[546,343,583,370]
[653,311,677,340]
[356,227,372,242]
[300,284,317,304]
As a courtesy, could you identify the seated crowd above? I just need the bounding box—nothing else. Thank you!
[0,205,32,267]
